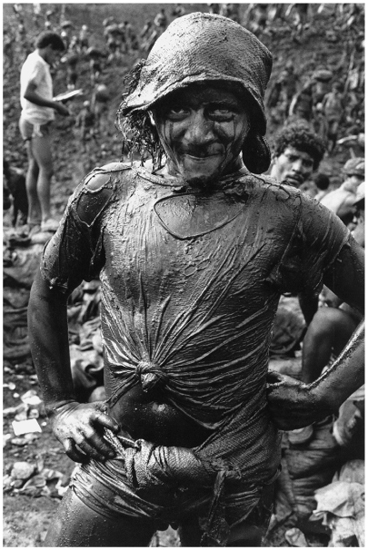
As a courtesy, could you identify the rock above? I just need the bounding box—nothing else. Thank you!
[21,390,42,407]
[3,434,12,448]
[3,244,44,289]
[3,403,27,418]
[14,409,29,421]
[10,437,28,446]
[22,473,47,490]
[3,474,13,492]
[11,461,36,481]
[12,479,25,489]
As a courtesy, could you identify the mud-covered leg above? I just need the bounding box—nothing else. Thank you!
[44,487,156,547]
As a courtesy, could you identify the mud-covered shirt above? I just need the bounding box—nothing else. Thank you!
[41,162,350,483]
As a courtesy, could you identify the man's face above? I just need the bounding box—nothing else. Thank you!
[151,83,250,186]
[271,146,314,187]
[347,174,364,187]
[45,45,63,66]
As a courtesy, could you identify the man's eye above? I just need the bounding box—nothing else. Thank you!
[209,108,234,121]
[167,107,189,119]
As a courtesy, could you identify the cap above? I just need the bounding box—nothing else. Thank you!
[343,158,365,177]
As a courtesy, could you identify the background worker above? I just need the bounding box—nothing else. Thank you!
[19,31,69,235]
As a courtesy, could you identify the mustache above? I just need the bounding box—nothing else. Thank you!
[285,174,304,182]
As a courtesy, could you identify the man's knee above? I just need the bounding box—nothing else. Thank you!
[41,164,54,179]
[26,161,40,191]
[308,307,340,338]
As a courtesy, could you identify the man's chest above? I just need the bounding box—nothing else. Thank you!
[101,188,290,304]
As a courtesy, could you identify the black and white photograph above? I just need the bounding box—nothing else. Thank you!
[3,2,365,547]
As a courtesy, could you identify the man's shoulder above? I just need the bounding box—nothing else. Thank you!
[245,174,334,224]
[21,51,47,76]
[23,50,44,67]
[70,161,135,225]
[82,161,134,191]
[241,172,303,202]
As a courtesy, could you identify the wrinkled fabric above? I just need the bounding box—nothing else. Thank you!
[41,162,350,490]
[314,481,365,546]
[72,447,275,546]
[121,13,272,134]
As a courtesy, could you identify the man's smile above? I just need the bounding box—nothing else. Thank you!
[184,153,220,160]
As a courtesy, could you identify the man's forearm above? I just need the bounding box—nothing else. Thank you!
[28,270,77,411]
[24,90,58,111]
[310,321,364,410]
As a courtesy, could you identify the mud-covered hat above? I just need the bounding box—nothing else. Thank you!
[343,157,365,177]
[121,12,272,135]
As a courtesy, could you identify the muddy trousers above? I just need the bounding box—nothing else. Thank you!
[44,483,274,547]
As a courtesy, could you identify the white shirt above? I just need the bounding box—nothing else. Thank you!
[20,50,55,124]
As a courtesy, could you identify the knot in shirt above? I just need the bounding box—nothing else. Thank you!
[135,361,168,393]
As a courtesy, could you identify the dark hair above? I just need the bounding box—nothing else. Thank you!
[273,123,326,170]
[116,64,270,172]
[313,172,330,190]
[36,31,65,51]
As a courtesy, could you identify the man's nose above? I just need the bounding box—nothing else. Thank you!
[292,159,304,172]
[186,110,215,144]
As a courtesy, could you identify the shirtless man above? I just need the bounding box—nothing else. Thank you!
[28,13,364,547]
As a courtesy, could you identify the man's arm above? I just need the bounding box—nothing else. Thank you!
[28,269,119,462]
[24,80,69,116]
[268,236,364,429]
[298,291,319,325]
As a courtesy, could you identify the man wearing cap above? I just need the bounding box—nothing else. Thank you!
[320,157,365,226]
[28,13,364,547]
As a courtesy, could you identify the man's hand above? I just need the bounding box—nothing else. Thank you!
[266,371,333,430]
[49,401,120,463]
[54,102,70,116]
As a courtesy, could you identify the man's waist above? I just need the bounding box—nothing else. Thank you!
[21,107,54,124]
[108,387,212,448]
[21,116,53,129]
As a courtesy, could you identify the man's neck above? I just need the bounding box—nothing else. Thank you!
[36,48,49,64]
[164,156,246,180]
[342,179,361,193]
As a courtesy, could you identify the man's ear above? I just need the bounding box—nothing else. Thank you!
[270,154,277,167]
[148,111,156,126]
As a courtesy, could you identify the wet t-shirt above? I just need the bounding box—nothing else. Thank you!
[41,162,350,483]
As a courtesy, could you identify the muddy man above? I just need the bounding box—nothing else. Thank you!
[28,13,364,547]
